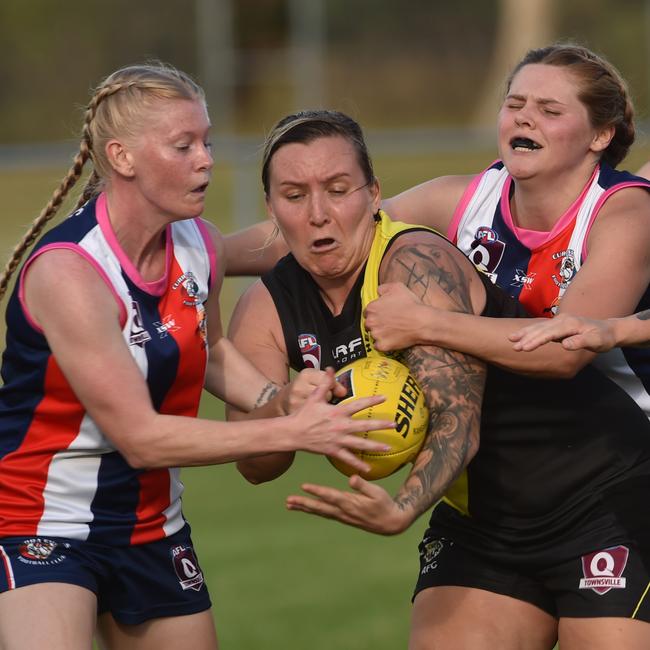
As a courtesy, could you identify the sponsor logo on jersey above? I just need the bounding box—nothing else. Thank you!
[171,544,204,591]
[129,300,152,347]
[154,314,181,338]
[468,227,505,280]
[551,249,576,289]
[298,333,321,369]
[511,268,536,290]
[18,538,70,566]
[579,545,629,594]
[332,337,364,365]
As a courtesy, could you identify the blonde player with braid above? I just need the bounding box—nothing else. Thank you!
[0,63,395,650]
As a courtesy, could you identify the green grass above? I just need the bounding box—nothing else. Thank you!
[188,397,423,649]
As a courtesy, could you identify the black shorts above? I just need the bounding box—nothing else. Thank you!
[0,525,211,625]
[414,508,650,621]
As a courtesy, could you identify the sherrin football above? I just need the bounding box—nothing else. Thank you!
[330,356,429,480]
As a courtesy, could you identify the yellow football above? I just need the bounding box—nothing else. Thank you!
[330,356,429,480]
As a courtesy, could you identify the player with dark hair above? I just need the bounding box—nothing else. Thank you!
[223,44,650,648]
[228,108,650,649]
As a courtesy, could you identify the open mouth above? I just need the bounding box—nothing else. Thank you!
[192,182,209,194]
[510,137,542,152]
[312,237,336,249]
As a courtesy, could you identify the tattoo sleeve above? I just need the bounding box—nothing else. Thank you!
[382,238,486,522]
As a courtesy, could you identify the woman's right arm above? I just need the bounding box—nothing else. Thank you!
[509,310,650,352]
[22,249,393,469]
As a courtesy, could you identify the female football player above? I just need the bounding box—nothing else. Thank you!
[0,63,394,650]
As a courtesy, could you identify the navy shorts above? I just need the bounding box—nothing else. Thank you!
[414,531,650,621]
[0,525,211,625]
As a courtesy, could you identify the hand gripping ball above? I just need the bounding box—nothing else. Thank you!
[330,356,429,480]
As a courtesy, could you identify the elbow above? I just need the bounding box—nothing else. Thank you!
[236,454,295,485]
[121,446,159,470]
[540,355,589,379]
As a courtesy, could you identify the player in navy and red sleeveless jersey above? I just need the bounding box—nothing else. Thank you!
[0,65,394,650]
[221,46,650,649]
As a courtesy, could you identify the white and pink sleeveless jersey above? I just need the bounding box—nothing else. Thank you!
[448,160,650,419]
[0,193,216,545]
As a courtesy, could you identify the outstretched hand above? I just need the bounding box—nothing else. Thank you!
[509,314,617,353]
[286,474,410,535]
[290,374,394,475]
[364,283,427,352]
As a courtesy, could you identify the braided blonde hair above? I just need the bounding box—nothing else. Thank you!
[0,62,204,301]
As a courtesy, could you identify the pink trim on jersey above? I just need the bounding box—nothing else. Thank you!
[95,193,172,296]
[0,357,86,537]
[499,166,599,250]
[18,243,128,332]
[580,181,650,260]
[447,171,486,242]
[196,218,217,288]
[0,546,15,589]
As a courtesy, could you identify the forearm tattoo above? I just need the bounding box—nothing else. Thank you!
[636,310,650,322]
[253,382,280,409]
[382,240,486,519]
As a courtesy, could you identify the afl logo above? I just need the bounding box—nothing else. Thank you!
[298,333,321,369]
[469,227,505,277]
[475,226,498,243]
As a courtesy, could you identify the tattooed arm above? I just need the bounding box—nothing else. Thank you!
[286,231,487,534]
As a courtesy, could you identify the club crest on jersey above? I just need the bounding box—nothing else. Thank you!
[171,544,204,591]
[511,268,536,290]
[172,271,201,306]
[419,536,451,575]
[18,538,69,566]
[551,249,576,288]
[129,300,152,347]
[579,545,629,594]
[468,226,505,282]
[298,333,321,369]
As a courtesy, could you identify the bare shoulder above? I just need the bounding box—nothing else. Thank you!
[589,185,650,244]
[379,230,484,314]
[382,174,475,232]
[25,246,115,302]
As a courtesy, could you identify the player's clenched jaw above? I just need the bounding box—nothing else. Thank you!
[264,135,380,286]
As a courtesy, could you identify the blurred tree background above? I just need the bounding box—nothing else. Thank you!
[0,0,649,143]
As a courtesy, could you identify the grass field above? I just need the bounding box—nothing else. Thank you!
[2,144,650,648]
